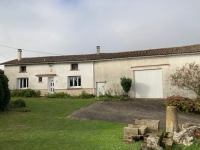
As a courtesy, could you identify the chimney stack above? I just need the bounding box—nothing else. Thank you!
[18,49,22,60]
[96,46,100,54]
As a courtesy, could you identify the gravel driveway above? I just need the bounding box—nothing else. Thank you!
[68,99,200,129]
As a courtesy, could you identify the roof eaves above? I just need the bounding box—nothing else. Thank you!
[92,51,200,62]
[2,59,97,65]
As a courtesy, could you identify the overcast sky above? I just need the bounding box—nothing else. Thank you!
[0,0,200,69]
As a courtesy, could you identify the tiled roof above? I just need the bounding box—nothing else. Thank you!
[1,44,200,65]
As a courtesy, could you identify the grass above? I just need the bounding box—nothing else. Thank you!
[172,139,200,150]
[0,97,141,150]
[1,97,200,150]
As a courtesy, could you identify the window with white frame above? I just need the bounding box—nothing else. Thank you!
[18,78,28,89]
[69,76,81,88]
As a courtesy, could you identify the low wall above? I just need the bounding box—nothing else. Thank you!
[10,88,95,97]
[55,88,94,96]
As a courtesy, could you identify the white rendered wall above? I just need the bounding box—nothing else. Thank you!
[94,54,200,98]
[4,62,94,93]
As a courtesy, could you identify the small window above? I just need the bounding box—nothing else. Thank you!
[20,66,26,72]
[69,76,81,88]
[38,77,42,82]
[71,64,78,70]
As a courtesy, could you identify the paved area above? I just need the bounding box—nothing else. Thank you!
[68,99,200,129]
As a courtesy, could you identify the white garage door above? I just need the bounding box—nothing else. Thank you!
[134,69,163,98]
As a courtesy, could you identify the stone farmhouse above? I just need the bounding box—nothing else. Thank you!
[1,44,200,98]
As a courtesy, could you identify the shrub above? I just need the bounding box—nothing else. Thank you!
[8,99,29,112]
[0,74,10,111]
[99,93,114,98]
[166,95,200,113]
[120,77,132,94]
[35,90,41,97]
[78,91,93,99]
[11,89,41,97]
[9,99,26,108]
[24,89,36,97]
[45,92,70,98]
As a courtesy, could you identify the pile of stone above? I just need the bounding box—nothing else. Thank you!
[173,123,200,146]
[123,106,200,150]
[123,119,160,143]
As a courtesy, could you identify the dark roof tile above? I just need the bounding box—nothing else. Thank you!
[1,44,200,65]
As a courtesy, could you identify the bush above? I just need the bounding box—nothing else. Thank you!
[9,99,26,108]
[166,95,200,113]
[45,91,93,99]
[99,93,114,98]
[45,92,70,98]
[78,91,93,99]
[120,77,132,94]
[11,89,41,97]
[0,74,10,111]
[8,99,30,112]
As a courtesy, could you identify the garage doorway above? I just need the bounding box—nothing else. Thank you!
[134,69,163,98]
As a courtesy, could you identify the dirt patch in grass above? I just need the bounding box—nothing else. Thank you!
[68,99,200,129]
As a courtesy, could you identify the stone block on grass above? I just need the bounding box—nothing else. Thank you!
[124,127,138,135]
[135,119,160,132]
[128,124,141,128]
[147,133,163,150]
[139,125,148,135]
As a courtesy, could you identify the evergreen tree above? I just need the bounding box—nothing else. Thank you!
[0,80,4,104]
[0,74,10,111]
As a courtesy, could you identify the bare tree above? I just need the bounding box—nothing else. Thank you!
[170,62,200,97]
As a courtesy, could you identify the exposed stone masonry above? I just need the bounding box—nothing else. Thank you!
[124,119,200,150]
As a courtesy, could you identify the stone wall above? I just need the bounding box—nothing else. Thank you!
[40,88,94,96]
[55,88,94,96]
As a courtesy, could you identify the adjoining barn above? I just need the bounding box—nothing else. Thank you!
[94,44,200,99]
[1,44,200,98]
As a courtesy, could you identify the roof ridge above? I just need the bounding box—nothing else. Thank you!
[1,44,200,65]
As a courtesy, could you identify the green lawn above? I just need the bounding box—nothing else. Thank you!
[0,97,141,150]
[1,97,199,150]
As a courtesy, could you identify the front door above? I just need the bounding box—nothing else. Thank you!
[49,77,54,93]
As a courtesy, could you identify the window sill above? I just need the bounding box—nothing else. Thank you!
[70,69,79,71]
[19,72,27,73]
[67,87,82,90]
